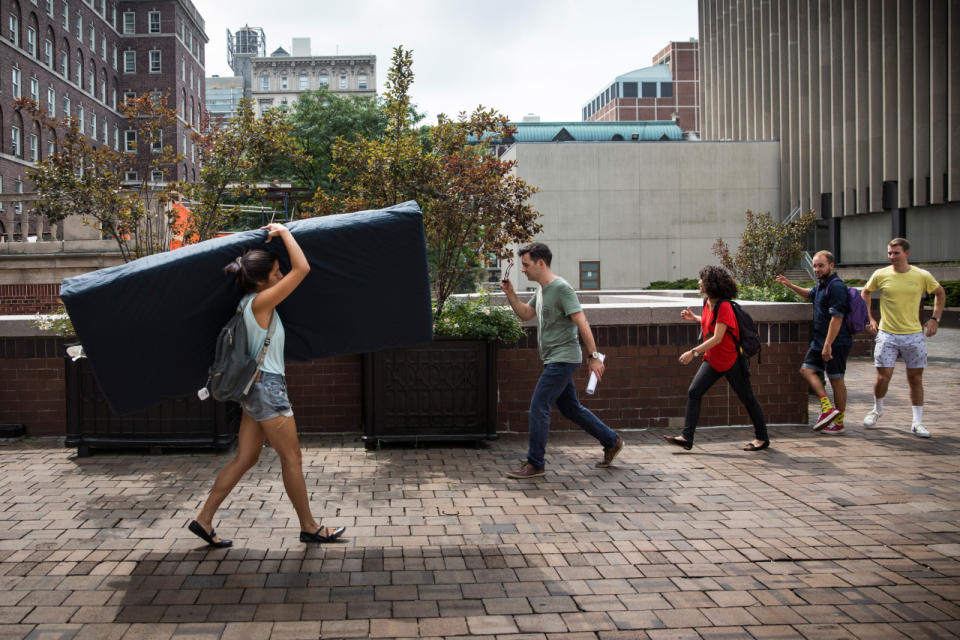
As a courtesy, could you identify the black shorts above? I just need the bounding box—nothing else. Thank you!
[802,343,851,379]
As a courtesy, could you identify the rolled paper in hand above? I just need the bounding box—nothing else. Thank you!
[585,353,606,395]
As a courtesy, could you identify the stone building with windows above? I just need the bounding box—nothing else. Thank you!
[0,0,206,202]
[583,40,700,138]
[250,38,375,116]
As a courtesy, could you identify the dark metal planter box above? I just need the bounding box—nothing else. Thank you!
[65,357,239,457]
[362,338,498,447]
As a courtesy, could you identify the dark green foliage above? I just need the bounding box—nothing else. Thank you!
[712,210,817,286]
[645,278,700,290]
[433,293,525,343]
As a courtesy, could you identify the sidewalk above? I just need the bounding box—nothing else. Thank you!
[0,358,958,639]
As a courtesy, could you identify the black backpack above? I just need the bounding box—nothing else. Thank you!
[706,298,761,360]
[200,297,277,402]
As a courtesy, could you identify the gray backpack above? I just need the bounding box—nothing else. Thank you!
[199,297,276,402]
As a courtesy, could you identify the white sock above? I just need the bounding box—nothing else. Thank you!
[912,406,923,424]
[873,397,884,413]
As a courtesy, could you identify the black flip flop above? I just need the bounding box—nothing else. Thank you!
[188,520,233,548]
[743,440,770,451]
[300,526,346,543]
[664,435,693,450]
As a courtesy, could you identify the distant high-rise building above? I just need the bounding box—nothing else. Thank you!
[249,38,375,116]
[205,75,244,124]
[583,40,700,137]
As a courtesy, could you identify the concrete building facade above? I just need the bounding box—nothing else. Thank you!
[250,38,375,116]
[584,40,701,137]
[0,0,206,194]
[503,140,780,290]
[698,0,960,264]
[204,74,243,123]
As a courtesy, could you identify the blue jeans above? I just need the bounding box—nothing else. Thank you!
[526,362,619,469]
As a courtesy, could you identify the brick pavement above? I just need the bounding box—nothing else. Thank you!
[0,358,958,639]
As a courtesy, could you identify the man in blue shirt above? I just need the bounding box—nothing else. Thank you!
[777,250,852,433]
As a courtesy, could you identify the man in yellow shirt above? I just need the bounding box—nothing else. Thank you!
[861,238,945,437]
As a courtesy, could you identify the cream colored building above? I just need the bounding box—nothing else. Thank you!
[250,38,375,115]
[502,140,781,290]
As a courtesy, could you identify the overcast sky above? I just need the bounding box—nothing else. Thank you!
[197,0,699,122]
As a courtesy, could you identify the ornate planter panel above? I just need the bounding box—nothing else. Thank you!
[362,338,497,444]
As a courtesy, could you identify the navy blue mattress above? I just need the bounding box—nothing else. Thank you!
[60,201,433,414]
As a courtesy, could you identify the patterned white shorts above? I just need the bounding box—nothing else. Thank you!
[874,330,927,369]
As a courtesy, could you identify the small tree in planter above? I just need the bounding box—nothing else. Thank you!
[712,209,817,287]
[304,46,542,320]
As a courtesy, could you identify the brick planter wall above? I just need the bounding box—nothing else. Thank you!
[1,318,811,439]
[0,337,68,436]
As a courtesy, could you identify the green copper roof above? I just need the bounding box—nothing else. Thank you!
[472,120,684,144]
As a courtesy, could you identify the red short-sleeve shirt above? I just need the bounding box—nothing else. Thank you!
[701,301,740,372]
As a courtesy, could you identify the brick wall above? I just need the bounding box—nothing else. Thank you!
[1,319,810,439]
[0,284,61,314]
[0,337,67,437]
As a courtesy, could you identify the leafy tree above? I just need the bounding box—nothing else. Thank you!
[305,46,542,318]
[173,98,303,243]
[17,94,182,262]
[712,209,817,286]
[272,87,387,193]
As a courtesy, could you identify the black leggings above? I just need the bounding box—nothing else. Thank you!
[681,357,768,445]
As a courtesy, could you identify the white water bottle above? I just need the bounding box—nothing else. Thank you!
[585,353,606,395]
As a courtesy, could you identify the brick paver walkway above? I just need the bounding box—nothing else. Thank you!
[1,358,958,639]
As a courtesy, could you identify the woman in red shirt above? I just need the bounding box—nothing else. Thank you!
[664,266,769,451]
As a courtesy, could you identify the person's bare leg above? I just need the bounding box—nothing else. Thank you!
[195,412,264,542]
[874,367,894,399]
[906,368,924,406]
[801,366,828,397]
[261,415,325,534]
[829,377,847,414]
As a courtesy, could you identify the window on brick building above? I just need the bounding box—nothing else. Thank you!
[47,86,56,116]
[89,25,95,50]
[124,130,136,152]
[29,134,38,162]
[44,39,53,66]
[124,171,138,181]
[151,170,164,183]
[9,14,20,46]
[63,94,70,117]
[151,131,162,152]
[148,11,160,33]
[12,125,22,157]
[30,76,38,101]
[60,50,67,75]
[78,103,84,130]
[149,50,161,73]
[46,0,54,17]
[62,1,68,29]
[27,26,36,56]
[123,50,135,73]
[11,68,21,98]
[641,82,657,98]
[75,13,82,40]
[660,82,673,98]
[123,11,135,34]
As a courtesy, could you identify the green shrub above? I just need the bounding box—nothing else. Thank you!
[941,281,960,307]
[433,292,525,343]
[33,303,76,337]
[737,284,806,303]
[645,278,700,290]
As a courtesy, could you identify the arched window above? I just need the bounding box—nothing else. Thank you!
[8,1,22,48]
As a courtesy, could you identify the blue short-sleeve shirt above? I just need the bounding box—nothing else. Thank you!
[808,275,851,348]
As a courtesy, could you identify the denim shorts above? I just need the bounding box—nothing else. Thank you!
[240,372,294,422]
[801,343,851,379]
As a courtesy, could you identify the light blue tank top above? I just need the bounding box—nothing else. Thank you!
[240,293,286,375]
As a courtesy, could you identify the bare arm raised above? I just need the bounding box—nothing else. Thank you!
[251,223,310,328]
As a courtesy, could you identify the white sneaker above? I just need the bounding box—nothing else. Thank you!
[863,409,882,428]
[911,423,931,438]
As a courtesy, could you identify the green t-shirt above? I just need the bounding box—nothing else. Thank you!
[528,277,583,364]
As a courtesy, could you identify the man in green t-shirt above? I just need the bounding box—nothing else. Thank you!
[500,242,623,479]
[861,238,945,438]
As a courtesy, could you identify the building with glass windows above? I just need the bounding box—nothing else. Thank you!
[583,40,700,138]
[0,0,207,200]
[204,75,244,124]
[248,38,375,116]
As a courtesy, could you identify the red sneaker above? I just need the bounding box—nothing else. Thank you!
[821,423,845,434]
[813,407,841,431]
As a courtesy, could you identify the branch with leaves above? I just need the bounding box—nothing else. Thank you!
[712,209,817,286]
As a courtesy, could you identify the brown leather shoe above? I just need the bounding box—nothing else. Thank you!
[596,436,624,468]
[505,461,545,479]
